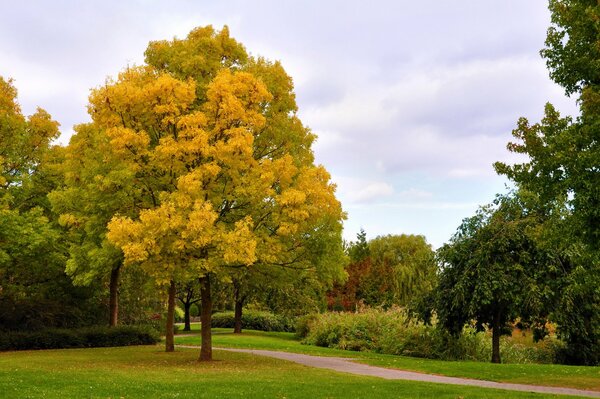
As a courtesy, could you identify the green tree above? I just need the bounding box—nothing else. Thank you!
[49,123,143,327]
[348,228,370,263]
[364,234,436,308]
[329,232,435,311]
[433,195,549,363]
[230,222,346,333]
[494,0,600,365]
[177,281,201,332]
[0,77,101,330]
[0,77,59,205]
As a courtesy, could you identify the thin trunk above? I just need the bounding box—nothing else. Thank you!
[183,301,191,331]
[108,265,121,327]
[234,298,243,334]
[165,280,176,352]
[491,312,501,364]
[199,275,213,361]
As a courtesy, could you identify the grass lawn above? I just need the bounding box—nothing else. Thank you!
[175,324,600,392]
[0,345,583,399]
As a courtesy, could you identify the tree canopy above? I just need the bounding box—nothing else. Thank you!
[329,232,436,311]
[432,194,553,363]
[80,26,347,360]
[495,0,600,365]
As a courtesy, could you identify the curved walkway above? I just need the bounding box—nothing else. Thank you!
[178,345,600,398]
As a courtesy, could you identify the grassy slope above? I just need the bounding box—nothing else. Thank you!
[175,326,600,392]
[0,345,579,399]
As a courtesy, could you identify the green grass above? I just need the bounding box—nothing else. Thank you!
[0,345,582,398]
[175,325,600,392]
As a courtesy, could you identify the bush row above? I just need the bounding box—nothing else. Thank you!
[211,310,295,332]
[301,308,564,364]
[0,325,160,351]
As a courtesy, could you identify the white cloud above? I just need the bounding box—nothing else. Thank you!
[352,182,394,203]
[333,177,394,204]
[0,0,579,248]
[398,188,433,201]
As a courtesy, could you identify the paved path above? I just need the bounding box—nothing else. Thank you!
[177,345,600,398]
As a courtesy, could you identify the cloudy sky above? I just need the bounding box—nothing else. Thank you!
[1,1,579,247]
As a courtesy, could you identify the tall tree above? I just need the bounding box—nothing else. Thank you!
[49,123,142,327]
[0,77,59,203]
[348,228,370,263]
[100,26,345,360]
[495,0,600,365]
[0,77,100,330]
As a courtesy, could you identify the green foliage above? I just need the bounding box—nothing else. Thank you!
[211,311,295,332]
[0,76,60,206]
[430,194,552,363]
[0,78,106,331]
[189,303,200,317]
[347,228,369,262]
[494,0,600,365]
[302,308,563,364]
[294,313,319,338]
[365,234,436,307]
[0,325,159,351]
[329,233,436,311]
[541,0,600,96]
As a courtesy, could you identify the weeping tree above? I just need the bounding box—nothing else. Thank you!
[329,232,436,310]
[433,194,551,363]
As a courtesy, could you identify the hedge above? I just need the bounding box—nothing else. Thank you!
[211,310,295,332]
[0,325,159,351]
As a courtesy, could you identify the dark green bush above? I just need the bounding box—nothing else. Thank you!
[0,325,159,351]
[211,310,295,332]
[190,304,200,317]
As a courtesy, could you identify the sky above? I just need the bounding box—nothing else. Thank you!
[0,1,579,248]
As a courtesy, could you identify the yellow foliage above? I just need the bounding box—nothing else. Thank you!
[94,27,345,288]
[57,213,80,228]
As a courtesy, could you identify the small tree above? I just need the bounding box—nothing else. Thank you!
[433,194,545,363]
[177,281,201,332]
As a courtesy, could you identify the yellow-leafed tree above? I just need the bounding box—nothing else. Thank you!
[93,26,345,360]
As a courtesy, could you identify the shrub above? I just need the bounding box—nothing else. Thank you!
[211,310,295,332]
[0,325,159,351]
[302,307,564,364]
[295,314,319,338]
[190,303,200,317]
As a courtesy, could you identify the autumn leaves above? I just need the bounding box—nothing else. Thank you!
[55,26,346,359]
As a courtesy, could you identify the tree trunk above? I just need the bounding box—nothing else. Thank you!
[108,265,121,327]
[183,301,191,332]
[491,312,501,364]
[199,275,212,361]
[233,283,243,334]
[165,280,176,352]
[234,298,243,334]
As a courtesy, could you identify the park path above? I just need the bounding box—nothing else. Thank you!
[177,345,600,398]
